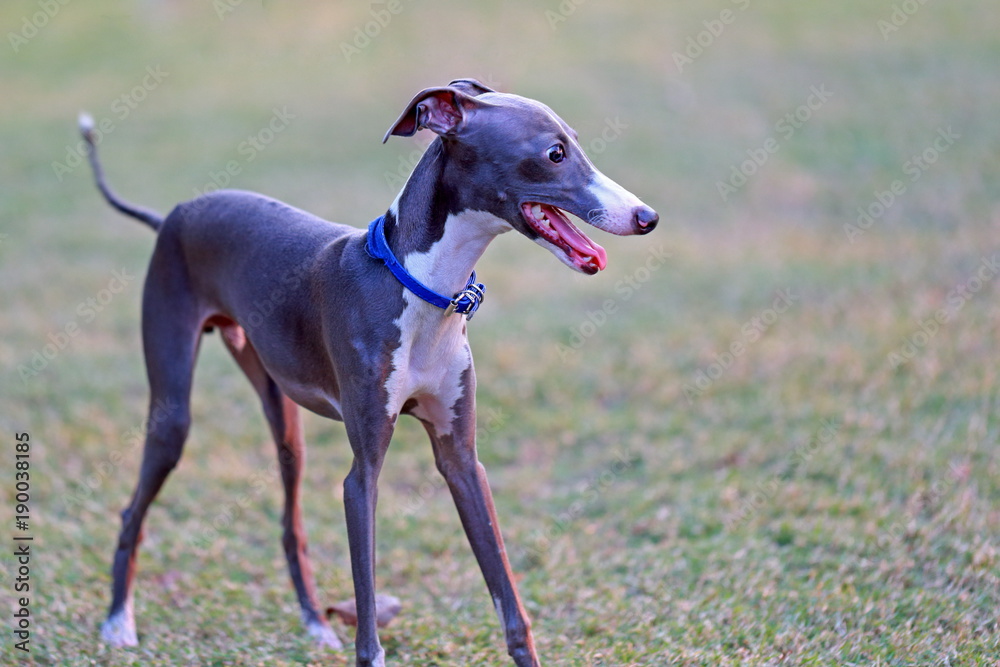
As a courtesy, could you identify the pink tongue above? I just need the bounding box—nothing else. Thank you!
[543,205,608,271]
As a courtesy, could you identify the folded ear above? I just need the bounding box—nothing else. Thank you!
[446,78,496,97]
[382,86,482,144]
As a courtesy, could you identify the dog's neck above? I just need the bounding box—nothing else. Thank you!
[384,140,510,300]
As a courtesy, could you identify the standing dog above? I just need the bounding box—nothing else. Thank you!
[83,79,657,666]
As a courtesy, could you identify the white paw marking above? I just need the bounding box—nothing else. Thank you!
[101,607,138,647]
[307,620,344,650]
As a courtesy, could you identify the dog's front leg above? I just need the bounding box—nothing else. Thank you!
[418,378,540,667]
[342,405,396,667]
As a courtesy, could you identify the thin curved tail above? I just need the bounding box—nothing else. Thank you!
[79,112,164,231]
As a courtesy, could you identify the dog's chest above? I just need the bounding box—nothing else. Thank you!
[383,294,472,428]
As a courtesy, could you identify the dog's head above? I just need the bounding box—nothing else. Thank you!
[384,79,657,274]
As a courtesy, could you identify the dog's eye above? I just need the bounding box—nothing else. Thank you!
[547,144,565,163]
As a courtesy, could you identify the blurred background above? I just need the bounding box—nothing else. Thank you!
[2,1,998,664]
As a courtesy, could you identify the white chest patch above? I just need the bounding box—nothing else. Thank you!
[383,291,472,435]
[382,210,510,435]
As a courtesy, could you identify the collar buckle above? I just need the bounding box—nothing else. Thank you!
[445,279,487,320]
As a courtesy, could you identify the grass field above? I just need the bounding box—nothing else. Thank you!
[2,0,999,665]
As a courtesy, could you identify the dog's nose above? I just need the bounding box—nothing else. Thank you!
[633,206,658,234]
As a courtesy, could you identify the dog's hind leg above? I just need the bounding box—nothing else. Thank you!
[219,323,342,649]
[101,240,203,647]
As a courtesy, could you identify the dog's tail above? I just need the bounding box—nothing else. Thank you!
[79,112,164,231]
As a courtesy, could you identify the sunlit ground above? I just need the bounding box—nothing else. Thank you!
[2,1,998,664]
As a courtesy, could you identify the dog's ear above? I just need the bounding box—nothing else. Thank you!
[382,86,484,144]
[446,78,496,97]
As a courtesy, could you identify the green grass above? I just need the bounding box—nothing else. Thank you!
[2,0,999,664]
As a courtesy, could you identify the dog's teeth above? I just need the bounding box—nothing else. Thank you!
[532,204,544,219]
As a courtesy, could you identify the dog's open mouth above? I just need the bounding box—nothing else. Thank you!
[521,202,608,274]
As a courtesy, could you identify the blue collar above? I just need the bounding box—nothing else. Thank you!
[365,215,486,320]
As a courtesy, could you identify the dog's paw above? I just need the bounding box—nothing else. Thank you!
[100,609,138,647]
[307,620,344,650]
[326,593,402,629]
